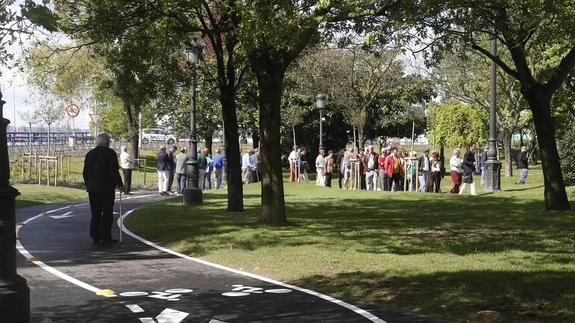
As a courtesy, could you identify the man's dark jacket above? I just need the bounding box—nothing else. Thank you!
[157,151,169,170]
[83,146,123,193]
[517,151,528,169]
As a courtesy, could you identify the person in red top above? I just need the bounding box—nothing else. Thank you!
[385,147,404,191]
[378,147,389,191]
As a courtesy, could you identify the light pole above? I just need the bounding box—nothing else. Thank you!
[182,38,203,205]
[316,93,326,151]
[483,35,501,192]
[0,91,30,321]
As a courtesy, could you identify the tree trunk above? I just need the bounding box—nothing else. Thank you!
[252,61,287,225]
[123,99,139,161]
[205,135,213,155]
[252,130,260,149]
[502,129,513,177]
[292,125,296,148]
[524,89,570,210]
[221,90,244,212]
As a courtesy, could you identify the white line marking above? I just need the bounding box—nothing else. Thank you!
[126,304,145,313]
[16,227,102,294]
[120,212,387,322]
[120,292,149,297]
[50,211,74,219]
[139,318,155,323]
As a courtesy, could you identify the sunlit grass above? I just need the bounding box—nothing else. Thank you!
[14,184,88,208]
[127,167,575,322]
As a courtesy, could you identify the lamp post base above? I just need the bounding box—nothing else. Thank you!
[483,160,501,192]
[0,276,30,323]
[0,184,30,323]
[183,187,203,206]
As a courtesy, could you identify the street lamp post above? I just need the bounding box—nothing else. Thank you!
[0,91,30,321]
[316,94,326,151]
[483,35,501,192]
[182,38,203,206]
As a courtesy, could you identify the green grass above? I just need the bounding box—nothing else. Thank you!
[126,168,575,322]
[14,184,88,208]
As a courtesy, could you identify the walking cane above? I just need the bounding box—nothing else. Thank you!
[119,190,123,243]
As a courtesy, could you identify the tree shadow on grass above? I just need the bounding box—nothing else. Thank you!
[130,192,575,258]
[291,270,575,322]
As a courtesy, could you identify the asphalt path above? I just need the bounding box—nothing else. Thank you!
[15,192,437,323]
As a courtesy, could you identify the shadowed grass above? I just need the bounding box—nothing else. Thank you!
[126,167,575,322]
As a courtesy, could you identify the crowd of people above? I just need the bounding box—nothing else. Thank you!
[285,142,521,195]
[119,141,530,197]
[149,146,224,195]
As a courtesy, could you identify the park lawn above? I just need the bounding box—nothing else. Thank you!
[14,184,88,208]
[126,168,575,322]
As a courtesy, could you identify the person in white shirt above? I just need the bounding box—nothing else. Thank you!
[120,146,134,195]
[242,149,254,184]
[315,150,325,186]
[288,147,299,182]
[449,148,464,193]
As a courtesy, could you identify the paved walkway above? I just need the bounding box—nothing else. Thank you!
[15,192,436,323]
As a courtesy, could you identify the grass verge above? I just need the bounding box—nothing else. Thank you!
[14,184,88,208]
[126,167,575,322]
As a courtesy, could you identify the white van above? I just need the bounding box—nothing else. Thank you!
[141,128,177,145]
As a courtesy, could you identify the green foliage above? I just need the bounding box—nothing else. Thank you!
[428,102,488,147]
[559,124,575,186]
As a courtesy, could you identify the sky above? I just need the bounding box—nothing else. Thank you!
[1,1,91,131]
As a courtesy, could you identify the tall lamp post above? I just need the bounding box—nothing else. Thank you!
[483,35,501,192]
[316,94,326,151]
[0,91,30,321]
[182,38,203,205]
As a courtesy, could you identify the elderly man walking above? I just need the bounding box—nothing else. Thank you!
[120,145,134,195]
[83,133,123,244]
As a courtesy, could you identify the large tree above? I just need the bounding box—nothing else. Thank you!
[413,0,574,210]
[234,1,400,224]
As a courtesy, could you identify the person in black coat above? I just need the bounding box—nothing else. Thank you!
[459,142,477,195]
[83,133,123,244]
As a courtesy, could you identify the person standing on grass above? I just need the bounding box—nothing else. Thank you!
[385,147,403,191]
[197,148,208,190]
[156,146,170,196]
[362,145,378,191]
[516,146,529,184]
[378,147,389,191]
[418,148,431,192]
[213,148,224,189]
[449,148,463,193]
[324,150,335,187]
[430,150,442,193]
[119,145,134,195]
[204,151,213,190]
[299,148,309,182]
[241,149,254,184]
[175,147,188,195]
[83,133,123,244]
[336,149,344,189]
[288,146,299,182]
[315,149,325,186]
[459,142,477,195]
[166,146,177,193]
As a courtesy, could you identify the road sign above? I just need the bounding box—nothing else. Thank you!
[65,103,81,118]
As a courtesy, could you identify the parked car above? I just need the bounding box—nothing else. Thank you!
[141,128,177,145]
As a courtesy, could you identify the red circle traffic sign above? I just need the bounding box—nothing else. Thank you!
[65,103,80,118]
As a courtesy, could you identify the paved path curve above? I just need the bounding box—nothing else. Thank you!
[16,192,398,323]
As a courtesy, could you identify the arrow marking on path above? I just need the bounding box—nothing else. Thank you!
[50,211,74,219]
[155,308,189,323]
